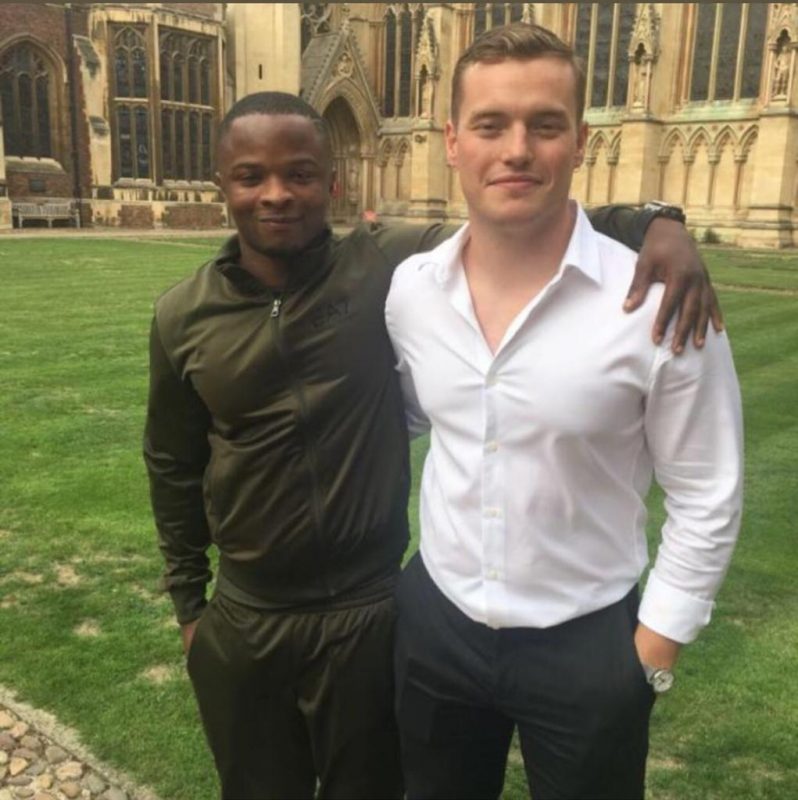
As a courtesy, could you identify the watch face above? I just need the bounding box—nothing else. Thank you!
[652,669,674,693]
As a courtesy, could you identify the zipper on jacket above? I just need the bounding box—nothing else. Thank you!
[269,295,332,596]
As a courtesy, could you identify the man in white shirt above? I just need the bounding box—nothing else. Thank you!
[385,23,743,800]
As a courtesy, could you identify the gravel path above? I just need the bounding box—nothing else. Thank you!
[0,689,160,800]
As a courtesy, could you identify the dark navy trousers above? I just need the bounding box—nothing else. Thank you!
[395,553,656,800]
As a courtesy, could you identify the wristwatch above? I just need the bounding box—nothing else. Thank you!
[642,200,687,226]
[642,662,675,694]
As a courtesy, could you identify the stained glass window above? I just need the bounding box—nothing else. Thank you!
[114,28,148,99]
[689,4,768,103]
[591,4,614,107]
[0,43,53,158]
[690,3,715,101]
[399,7,413,116]
[159,29,215,180]
[110,24,217,183]
[614,4,635,107]
[110,27,150,178]
[575,4,636,110]
[741,3,766,98]
[383,5,424,118]
[384,10,396,116]
[473,4,528,37]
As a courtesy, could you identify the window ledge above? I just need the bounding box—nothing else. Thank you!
[5,157,66,174]
[114,178,157,189]
[162,180,218,190]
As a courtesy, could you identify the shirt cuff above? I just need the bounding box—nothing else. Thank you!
[638,571,715,644]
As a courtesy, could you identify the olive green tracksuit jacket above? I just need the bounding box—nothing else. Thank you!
[143,212,645,625]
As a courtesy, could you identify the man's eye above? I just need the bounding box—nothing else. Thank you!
[535,122,561,136]
[475,122,499,134]
[237,174,260,185]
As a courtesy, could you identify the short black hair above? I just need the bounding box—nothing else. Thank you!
[218,91,332,160]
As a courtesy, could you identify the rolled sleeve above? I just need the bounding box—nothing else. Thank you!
[641,328,744,643]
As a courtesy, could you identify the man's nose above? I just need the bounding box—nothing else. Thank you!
[502,124,531,166]
[259,177,291,205]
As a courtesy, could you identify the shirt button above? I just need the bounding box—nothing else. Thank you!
[485,440,498,453]
[486,569,499,580]
[485,374,497,387]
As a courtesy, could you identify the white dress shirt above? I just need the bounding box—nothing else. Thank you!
[385,206,743,644]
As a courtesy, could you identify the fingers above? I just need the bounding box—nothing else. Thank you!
[651,279,684,346]
[708,284,725,333]
[624,257,655,312]
[693,298,710,349]
[671,282,700,353]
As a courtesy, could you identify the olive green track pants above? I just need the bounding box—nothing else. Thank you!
[187,592,402,799]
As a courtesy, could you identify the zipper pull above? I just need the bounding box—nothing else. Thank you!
[270,296,282,319]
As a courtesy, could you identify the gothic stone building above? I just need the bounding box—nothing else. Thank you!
[1,3,797,246]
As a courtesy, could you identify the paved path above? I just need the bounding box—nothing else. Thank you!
[0,689,159,800]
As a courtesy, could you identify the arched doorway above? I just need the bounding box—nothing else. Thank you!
[323,97,362,224]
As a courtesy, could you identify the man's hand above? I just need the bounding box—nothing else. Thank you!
[181,619,200,655]
[624,218,724,354]
[634,622,681,670]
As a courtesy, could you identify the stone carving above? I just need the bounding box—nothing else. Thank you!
[768,3,798,42]
[628,3,660,61]
[415,16,439,118]
[334,49,354,79]
[771,30,792,99]
[627,4,660,112]
[395,138,410,167]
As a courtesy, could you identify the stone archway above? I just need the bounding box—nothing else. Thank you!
[323,96,362,224]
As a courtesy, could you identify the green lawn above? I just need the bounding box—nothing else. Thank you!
[0,237,796,799]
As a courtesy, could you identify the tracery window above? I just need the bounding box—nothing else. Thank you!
[383,4,424,117]
[160,29,215,181]
[300,3,331,54]
[689,3,767,102]
[572,3,636,110]
[0,42,53,158]
[473,3,528,38]
[111,27,150,179]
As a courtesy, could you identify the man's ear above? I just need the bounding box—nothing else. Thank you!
[215,172,226,199]
[445,119,458,168]
[574,121,588,169]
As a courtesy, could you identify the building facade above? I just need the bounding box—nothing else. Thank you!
[1,3,797,246]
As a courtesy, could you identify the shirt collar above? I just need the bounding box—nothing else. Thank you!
[560,203,603,286]
[429,202,604,288]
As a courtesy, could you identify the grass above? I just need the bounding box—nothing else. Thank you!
[0,236,796,799]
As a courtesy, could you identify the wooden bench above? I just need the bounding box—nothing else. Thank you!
[12,201,81,228]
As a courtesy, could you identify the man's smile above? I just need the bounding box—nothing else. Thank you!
[487,173,541,187]
[257,215,302,225]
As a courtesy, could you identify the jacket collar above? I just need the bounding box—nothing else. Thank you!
[214,228,334,296]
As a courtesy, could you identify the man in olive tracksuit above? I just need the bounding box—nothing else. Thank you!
[143,91,719,800]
